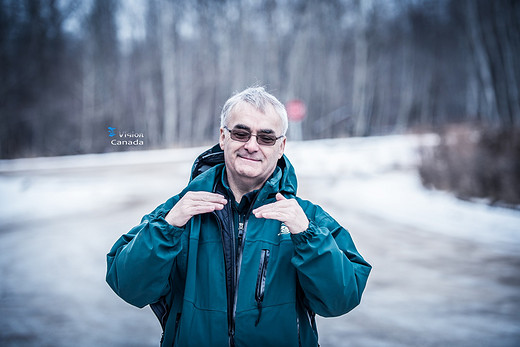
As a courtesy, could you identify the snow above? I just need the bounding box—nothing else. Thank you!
[0,146,204,224]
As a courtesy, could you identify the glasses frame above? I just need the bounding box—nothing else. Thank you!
[223,126,284,146]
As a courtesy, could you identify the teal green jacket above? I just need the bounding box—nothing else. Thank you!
[106,146,371,346]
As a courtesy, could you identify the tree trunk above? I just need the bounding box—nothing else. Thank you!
[352,0,374,136]
[160,0,178,146]
[464,0,499,124]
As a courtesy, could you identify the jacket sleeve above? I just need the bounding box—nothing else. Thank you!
[291,200,371,317]
[106,195,183,308]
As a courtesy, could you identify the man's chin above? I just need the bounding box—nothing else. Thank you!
[236,167,261,178]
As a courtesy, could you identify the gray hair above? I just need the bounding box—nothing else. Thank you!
[220,86,289,135]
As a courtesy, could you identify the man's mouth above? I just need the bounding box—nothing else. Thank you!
[238,154,261,162]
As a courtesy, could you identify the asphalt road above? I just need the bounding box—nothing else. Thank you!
[0,158,519,346]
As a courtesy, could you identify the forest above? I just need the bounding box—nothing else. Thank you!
[1,0,519,158]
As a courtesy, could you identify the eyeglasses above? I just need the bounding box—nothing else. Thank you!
[224,126,284,146]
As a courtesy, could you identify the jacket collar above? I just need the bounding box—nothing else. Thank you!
[187,144,297,198]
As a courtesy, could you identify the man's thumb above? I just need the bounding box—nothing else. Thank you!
[276,193,286,201]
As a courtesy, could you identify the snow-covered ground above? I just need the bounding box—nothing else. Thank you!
[1,134,519,346]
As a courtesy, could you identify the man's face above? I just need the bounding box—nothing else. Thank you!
[219,102,286,190]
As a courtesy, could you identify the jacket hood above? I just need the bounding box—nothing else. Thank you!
[190,144,297,196]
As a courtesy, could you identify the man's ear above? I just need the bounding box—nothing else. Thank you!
[219,128,225,150]
[278,137,286,159]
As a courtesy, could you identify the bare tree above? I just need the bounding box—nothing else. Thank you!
[352,0,375,136]
[463,0,520,127]
[159,0,179,145]
[81,0,119,153]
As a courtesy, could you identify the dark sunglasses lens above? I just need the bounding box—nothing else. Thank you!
[228,128,278,146]
[257,135,277,145]
[231,130,251,142]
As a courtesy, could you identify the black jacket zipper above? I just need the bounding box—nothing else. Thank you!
[217,185,259,347]
[212,208,236,347]
[254,248,270,326]
[230,214,246,345]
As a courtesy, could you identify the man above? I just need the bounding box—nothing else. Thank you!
[106,87,371,347]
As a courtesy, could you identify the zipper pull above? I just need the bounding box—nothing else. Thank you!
[237,222,244,246]
[237,215,245,246]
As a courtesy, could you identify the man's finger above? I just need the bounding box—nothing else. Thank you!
[253,203,287,219]
[254,210,287,221]
[189,202,226,214]
[186,191,227,204]
[254,201,292,213]
[200,193,227,203]
[252,202,277,216]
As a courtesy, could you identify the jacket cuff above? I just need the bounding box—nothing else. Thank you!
[290,220,318,245]
[149,214,185,237]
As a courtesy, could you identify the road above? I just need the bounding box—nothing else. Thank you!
[0,147,519,346]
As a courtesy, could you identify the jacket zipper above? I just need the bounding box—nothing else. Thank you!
[254,248,270,326]
[228,194,259,346]
[213,210,236,347]
[230,214,245,345]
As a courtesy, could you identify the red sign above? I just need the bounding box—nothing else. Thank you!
[286,99,306,121]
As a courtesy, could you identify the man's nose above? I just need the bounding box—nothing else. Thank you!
[243,135,260,151]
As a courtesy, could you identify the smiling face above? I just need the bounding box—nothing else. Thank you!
[219,101,286,196]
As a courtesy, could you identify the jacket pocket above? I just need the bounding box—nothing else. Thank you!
[254,249,270,326]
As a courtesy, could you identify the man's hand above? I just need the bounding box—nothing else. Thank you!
[252,193,309,234]
[165,192,227,227]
